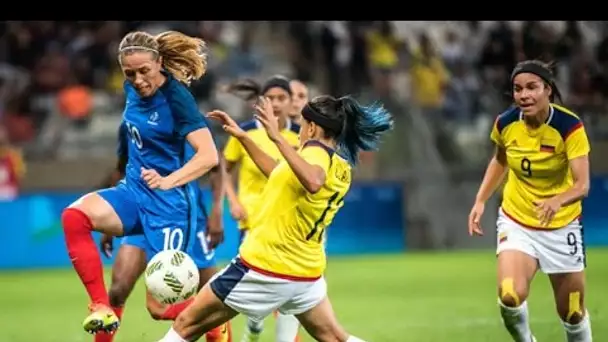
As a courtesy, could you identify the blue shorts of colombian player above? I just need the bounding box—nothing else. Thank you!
[98,180,216,269]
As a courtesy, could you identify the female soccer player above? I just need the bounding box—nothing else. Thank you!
[94,155,231,342]
[221,76,301,342]
[468,60,592,342]
[158,94,393,342]
[61,30,220,335]
[289,79,310,124]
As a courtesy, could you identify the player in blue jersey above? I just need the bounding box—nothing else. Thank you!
[61,30,220,336]
[94,150,232,342]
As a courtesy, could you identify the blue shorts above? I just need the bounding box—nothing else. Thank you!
[98,181,216,269]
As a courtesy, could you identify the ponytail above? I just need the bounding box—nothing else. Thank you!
[336,96,393,165]
[155,31,207,85]
[223,78,262,101]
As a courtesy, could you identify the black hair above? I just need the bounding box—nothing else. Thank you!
[306,95,393,165]
[511,59,563,103]
[224,78,262,102]
[224,75,292,102]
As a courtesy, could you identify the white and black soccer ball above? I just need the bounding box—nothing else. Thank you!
[144,250,200,304]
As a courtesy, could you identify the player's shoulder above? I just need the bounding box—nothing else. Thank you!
[239,119,259,132]
[494,106,520,134]
[547,104,584,140]
[159,74,196,103]
[302,140,335,163]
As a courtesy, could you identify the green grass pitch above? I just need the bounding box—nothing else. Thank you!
[1,249,607,342]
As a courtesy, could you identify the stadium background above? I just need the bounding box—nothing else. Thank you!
[1,21,608,341]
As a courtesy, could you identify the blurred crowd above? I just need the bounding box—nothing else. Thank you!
[286,22,608,128]
[2,21,608,196]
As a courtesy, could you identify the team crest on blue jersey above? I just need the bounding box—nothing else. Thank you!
[148,111,160,126]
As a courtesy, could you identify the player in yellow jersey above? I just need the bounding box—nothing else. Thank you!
[468,60,592,342]
[221,75,301,342]
[289,79,309,124]
[158,95,392,342]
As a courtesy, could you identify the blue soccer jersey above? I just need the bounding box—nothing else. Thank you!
[100,72,214,264]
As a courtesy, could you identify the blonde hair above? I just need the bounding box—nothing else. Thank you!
[118,30,207,85]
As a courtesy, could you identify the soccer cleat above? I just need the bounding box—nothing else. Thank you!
[82,304,120,334]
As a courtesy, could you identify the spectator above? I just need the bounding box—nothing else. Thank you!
[409,33,449,116]
[0,124,25,201]
[365,21,404,98]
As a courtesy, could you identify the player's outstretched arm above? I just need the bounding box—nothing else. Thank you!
[208,109,278,177]
[255,97,327,193]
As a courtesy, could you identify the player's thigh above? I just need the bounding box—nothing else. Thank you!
[295,297,349,342]
[173,283,238,341]
[109,239,147,305]
[70,185,141,236]
[496,211,539,305]
[534,221,586,275]
[549,271,587,323]
[209,258,292,323]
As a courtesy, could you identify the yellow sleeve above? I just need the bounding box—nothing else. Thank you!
[565,124,590,160]
[490,118,503,147]
[223,136,243,163]
[300,146,331,173]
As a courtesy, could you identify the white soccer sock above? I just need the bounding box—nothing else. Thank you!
[275,312,300,342]
[563,311,593,342]
[159,327,189,342]
[498,299,534,342]
[346,336,366,342]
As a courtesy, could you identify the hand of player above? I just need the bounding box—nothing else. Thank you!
[254,96,281,142]
[206,206,224,249]
[534,197,561,227]
[468,201,485,236]
[207,110,246,139]
[228,198,247,221]
[141,168,172,190]
[100,233,114,259]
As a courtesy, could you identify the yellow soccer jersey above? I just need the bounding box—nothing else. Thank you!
[223,119,300,230]
[490,104,590,229]
[239,141,352,279]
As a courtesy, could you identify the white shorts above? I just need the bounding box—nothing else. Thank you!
[496,209,586,274]
[209,257,326,322]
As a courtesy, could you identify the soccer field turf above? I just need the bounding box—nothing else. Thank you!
[1,249,607,342]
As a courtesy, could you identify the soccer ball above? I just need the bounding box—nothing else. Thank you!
[144,250,200,304]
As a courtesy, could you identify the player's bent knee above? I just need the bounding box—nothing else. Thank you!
[61,208,93,233]
[562,291,585,324]
[498,277,527,307]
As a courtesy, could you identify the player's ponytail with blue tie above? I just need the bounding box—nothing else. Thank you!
[335,96,394,165]
[303,95,393,165]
